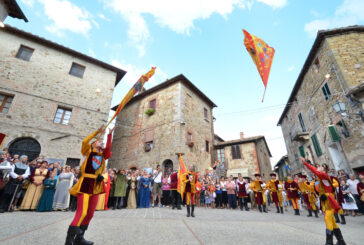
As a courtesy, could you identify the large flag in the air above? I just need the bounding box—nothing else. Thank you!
[98,67,156,139]
[177,154,187,198]
[243,29,275,102]
[0,132,6,148]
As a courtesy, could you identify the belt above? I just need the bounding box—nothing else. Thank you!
[83,173,98,179]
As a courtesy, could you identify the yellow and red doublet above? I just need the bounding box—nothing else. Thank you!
[182,171,197,205]
[250,180,266,205]
[267,179,283,207]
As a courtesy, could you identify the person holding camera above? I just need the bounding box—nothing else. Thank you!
[152,164,163,208]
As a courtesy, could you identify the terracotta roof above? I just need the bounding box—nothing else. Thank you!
[112,74,217,110]
[3,0,28,22]
[1,25,126,87]
[214,135,272,157]
[214,134,224,142]
[277,25,364,126]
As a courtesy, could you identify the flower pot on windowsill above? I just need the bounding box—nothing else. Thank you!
[144,144,151,152]
[187,142,194,147]
[145,108,155,116]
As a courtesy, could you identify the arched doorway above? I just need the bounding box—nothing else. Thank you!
[8,137,41,162]
[162,159,173,175]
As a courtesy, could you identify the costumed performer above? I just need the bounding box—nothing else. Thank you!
[182,165,197,217]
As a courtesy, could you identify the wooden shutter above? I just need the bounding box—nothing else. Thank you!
[311,134,322,156]
[235,145,241,159]
[231,145,236,159]
[298,145,305,157]
[328,125,340,142]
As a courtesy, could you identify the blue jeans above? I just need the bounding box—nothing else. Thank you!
[228,194,237,209]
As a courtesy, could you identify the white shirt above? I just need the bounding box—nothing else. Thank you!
[10,164,30,179]
[153,170,162,183]
[347,179,359,195]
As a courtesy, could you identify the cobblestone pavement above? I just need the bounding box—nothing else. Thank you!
[0,206,363,245]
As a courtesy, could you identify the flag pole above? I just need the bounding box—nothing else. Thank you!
[261,87,266,102]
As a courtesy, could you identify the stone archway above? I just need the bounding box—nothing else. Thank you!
[8,137,41,162]
[162,159,173,175]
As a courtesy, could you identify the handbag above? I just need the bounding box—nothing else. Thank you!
[344,194,354,203]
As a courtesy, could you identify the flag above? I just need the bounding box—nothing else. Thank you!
[97,67,157,140]
[284,160,291,170]
[243,29,275,102]
[0,132,6,149]
[177,154,187,198]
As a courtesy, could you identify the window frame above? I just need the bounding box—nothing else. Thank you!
[149,99,156,109]
[204,107,209,121]
[217,149,225,163]
[187,132,193,143]
[231,145,241,159]
[54,106,72,125]
[328,125,340,142]
[205,140,210,152]
[321,82,332,101]
[298,112,306,132]
[311,134,322,156]
[16,45,34,61]
[69,62,86,78]
[298,145,305,157]
[0,93,14,113]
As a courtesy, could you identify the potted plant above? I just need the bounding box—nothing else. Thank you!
[145,108,155,116]
[187,141,194,147]
[144,143,151,152]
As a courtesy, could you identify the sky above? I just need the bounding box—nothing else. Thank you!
[6,0,364,167]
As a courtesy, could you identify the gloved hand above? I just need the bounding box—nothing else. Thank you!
[97,174,104,182]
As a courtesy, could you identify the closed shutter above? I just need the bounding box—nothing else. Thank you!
[231,145,241,159]
[231,146,236,159]
[311,134,322,156]
[298,145,305,157]
[328,125,340,142]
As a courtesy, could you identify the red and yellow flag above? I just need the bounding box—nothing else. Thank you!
[177,154,187,198]
[98,67,156,139]
[243,29,275,102]
[0,132,7,148]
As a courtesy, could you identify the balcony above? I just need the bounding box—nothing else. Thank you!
[290,125,309,142]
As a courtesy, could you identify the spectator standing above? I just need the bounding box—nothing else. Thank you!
[226,177,236,209]
[96,169,110,211]
[357,174,364,209]
[340,179,358,216]
[161,173,170,207]
[36,171,57,212]
[0,151,12,191]
[215,181,222,208]
[152,165,163,208]
[53,165,74,211]
[114,169,127,209]
[139,171,151,208]
[127,173,138,209]
[69,167,80,212]
[220,176,228,209]
[346,174,363,215]
[20,160,49,210]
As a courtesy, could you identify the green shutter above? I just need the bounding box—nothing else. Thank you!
[328,125,340,142]
[298,145,305,157]
[311,134,322,156]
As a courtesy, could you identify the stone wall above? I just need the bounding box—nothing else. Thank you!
[109,80,214,172]
[255,139,272,180]
[280,32,364,174]
[0,30,117,163]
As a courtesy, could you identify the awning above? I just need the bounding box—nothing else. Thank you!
[227,168,251,178]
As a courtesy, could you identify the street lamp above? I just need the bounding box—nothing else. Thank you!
[333,101,364,122]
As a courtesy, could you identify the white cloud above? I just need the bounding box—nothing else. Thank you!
[20,0,34,7]
[98,13,111,21]
[288,66,294,72]
[305,0,364,37]
[256,0,287,9]
[88,49,96,57]
[39,0,95,37]
[103,0,286,56]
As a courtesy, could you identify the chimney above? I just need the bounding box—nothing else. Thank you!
[240,132,244,139]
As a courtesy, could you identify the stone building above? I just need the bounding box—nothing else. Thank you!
[109,74,216,173]
[0,0,28,23]
[277,26,364,175]
[273,155,289,180]
[0,25,126,165]
[214,133,272,180]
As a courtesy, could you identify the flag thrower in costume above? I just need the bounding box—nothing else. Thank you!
[97,67,157,140]
[177,154,187,199]
[243,29,275,102]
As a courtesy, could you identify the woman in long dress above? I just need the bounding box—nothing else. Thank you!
[127,173,138,209]
[36,171,57,212]
[20,160,49,210]
[340,180,358,216]
[53,165,74,210]
[138,171,151,208]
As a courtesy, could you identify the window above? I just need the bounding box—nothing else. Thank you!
[298,145,305,157]
[149,99,156,109]
[66,158,80,168]
[337,119,349,138]
[298,112,306,132]
[0,94,14,113]
[311,134,322,156]
[328,125,340,142]
[69,63,85,78]
[187,132,193,143]
[16,45,34,61]
[205,141,210,152]
[312,58,320,73]
[217,149,225,163]
[145,141,154,150]
[204,108,209,121]
[322,83,332,101]
[231,145,241,159]
[54,107,72,125]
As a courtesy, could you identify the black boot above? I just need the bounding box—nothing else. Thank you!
[334,213,340,223]
[191,205,195,217]
[280,207,284,214]
[186,205,190,217]
[339,214,346,225]
[244,202,250,211]
[65,226,82,245]
[258,205,262,212]
[333,228,346,245]
[307,210,312,217]
[325,229,334,245]
[240,199,244,211]
[263,205,267,213]
[112,198,117,210]
[75,225,94,245]
[314,210,319,218]
[276,206,280,213]
[294,209,300,215]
